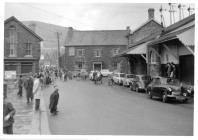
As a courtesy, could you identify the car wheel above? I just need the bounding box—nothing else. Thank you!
[162,92,168,103]
[148,91,152,99]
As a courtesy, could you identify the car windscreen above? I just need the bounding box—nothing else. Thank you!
[120,74,125,77]
[167,79,180,86]
[127,75,134,78]
[141,76,150,80]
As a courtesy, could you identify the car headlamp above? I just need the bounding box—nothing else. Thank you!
[187,89,191,93]
[168,87,172,92]
[183,92,187,97]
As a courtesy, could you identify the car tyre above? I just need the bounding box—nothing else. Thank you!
[162,92,168,103]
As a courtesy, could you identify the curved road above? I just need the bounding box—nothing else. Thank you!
[43,79,193,135]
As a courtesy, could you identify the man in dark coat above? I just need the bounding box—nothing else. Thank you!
[3,84,16,134]
[17,75,23,97]
[49,86,59,115]
[26,76,34,104]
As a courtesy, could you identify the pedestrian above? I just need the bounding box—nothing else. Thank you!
[171,62,176,78]
[166,63,172,78]
[64,72,67,81]
[26,76,34,104]
[17,75,23,97]
[3,83,16,134]
[33,74,42,110]
[49,85,59,115]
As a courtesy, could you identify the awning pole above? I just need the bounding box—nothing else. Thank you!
[141,54,147,62]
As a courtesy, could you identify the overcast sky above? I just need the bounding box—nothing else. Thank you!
[5,3,195,30]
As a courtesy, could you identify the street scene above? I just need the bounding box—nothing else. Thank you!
[3,2,195,136]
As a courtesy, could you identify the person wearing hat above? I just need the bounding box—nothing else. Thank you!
[3,83,16,134]
[49,85,59,115]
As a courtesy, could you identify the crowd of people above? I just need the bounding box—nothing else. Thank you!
[3,66,66,134]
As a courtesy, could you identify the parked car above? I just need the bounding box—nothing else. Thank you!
[112,73,126,85]
[147,76,189,103]
[100,69,113,77]
[129,75,151,92]
[122,74,136,87]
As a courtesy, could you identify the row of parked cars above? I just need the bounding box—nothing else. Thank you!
[112,72,194,103]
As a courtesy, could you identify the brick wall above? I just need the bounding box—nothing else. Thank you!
[64,45,127,72]
[131,20,162,44]
[4,20,41,59]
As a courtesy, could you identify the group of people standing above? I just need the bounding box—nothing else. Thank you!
[165,62,177,79]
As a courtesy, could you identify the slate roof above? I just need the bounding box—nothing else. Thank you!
[65,30,129,46]
[148,14,195,46]
[5,16,43,41]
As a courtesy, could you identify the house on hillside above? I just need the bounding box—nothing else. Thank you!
[64,27,130,72]
[147,14,195,84]
[117,8,163,75]
[4,16,43,76]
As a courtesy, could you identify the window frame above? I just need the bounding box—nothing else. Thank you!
[94,49,102,58]
[8,26,17,57]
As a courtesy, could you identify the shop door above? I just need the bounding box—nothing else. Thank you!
[93,63,102,71]
[179,55,194,84]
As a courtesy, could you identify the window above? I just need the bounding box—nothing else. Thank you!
[94,49,102,57]
[25,41,32,56]
[112,48,120,56]
[75,61,85,70]
[76,49,85,57]
[8,26,17,57]
[69,47,75,56]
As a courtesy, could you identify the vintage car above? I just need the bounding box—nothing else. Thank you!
[147,76,189,103]
[129,75,151,92]
[100,69,113,77]
[122,74,136,87]
[112,73,126,85]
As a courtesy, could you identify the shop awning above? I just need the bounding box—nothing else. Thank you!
[127,42,148,54]
[177,27,194,46]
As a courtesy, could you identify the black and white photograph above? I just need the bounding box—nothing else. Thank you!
[0,0,196,139]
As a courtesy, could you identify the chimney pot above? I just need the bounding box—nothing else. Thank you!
[148,8,155,20]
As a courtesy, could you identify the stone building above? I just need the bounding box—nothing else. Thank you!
[64,27,129,72]
[117,8,163,75]
[147,14,195,84]
[4,16,43,76]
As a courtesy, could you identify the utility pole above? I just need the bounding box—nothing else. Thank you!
[56,32,61,71]
[159,5,166,27]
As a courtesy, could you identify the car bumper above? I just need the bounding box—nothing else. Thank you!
[167,94,188,101]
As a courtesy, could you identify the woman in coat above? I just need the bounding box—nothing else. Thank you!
[33,74,42,110]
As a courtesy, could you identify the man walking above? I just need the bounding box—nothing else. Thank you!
[26,76,34,104]
[17,75,23,97]
[49,86,59,115]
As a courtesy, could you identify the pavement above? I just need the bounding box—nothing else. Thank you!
[6,82,51,135]
[43,78,194,135]
[6,84,33,134]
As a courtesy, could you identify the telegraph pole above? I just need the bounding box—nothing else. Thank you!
[56,32,61,71]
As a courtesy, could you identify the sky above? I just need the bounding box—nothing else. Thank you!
[5,3,195,31]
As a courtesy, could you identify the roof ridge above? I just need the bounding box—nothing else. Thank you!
[5,16,43,41]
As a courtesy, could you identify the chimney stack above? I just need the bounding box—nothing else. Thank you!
[148,8,155,20]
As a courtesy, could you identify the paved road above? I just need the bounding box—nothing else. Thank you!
[43,78,193,135]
